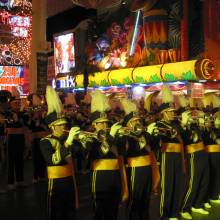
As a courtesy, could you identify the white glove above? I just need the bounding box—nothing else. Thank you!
[181,111,190,126]
[198,117,205,127]
[65,127,80,146]
[110,122,122,137]
[147,122,158,135]
[214,116,220,129]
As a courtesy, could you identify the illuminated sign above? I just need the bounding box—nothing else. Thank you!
[0,11,31,37]
[53,75,76,89]
[0,66,25,94]
[54,32,75,75]
[0,0,14,10]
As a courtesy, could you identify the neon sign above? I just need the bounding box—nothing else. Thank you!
[53,75,76,89]
[0,11,31,38]
[0,65,25,94]
[0,0,14,10]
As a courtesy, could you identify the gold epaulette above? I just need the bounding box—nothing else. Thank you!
[40,134,52,141]
[41,135,62,150]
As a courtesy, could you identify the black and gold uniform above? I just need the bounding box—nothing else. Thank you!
[83,132,122,220]
[40,86,78,220]
[156,116,184,220]
[119,98,160,220]
[80,90,126,220]
[202,114,220,202]
[40,133,77,220]
[117,129,154,220]
[180,115,209,214]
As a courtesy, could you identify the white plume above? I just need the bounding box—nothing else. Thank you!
[91,90,110,113]
[178,94,189,108]
[46,85,63,115]
[161,85,174,103]
[211,94,220,108]
[121,98,137,115]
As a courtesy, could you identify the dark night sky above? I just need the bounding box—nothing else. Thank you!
[46,6,96,42]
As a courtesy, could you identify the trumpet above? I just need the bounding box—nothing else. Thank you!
[63,129,98,139]
[156,127,178,138]
[0,118,14,123]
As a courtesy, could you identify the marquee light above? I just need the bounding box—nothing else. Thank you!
[0,0,32,65]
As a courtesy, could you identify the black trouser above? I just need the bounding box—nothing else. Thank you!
[207,153,220,200]
[160,153,184,219]
[32,138,46,179]
[47,176,76,220]
[127,165,152,220]
[7,135,24,184]
[182,150,209,212]
[91,170,121,220]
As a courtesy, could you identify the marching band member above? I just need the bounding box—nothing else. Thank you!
[179,97,209,219]
[78,90,127,220]
[118,98,159,220]
[154,85,184,220]
[40,86,79,220]
[5,90,25,190]
[202,94,220,206]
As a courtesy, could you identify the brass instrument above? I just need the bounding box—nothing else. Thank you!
[0,118,14,123]
[63,129,98,140]
[156,126,178,138]
[156,121,178,138]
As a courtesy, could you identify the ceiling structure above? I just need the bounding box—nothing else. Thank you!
[46,0,75,18]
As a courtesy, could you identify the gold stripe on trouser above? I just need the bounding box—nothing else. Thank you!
[182,154,194,210]
[47,179,53,220]
[206,145,220,153]
[160,153,166,216]
[127,167,135,216]
[92,171,97,207]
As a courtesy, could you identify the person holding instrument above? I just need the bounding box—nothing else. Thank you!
[179,96,209,219]
[40,86,79,220]
[116,98,160,220]
[76,90,128,220]
[201,94,220,207]
[151,85,185,220]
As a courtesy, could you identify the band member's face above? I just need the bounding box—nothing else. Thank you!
[52,123,67,137]
[162,110,174,121]
[10,100,21,112]
[94,121,108,131]
[128,118,141,129]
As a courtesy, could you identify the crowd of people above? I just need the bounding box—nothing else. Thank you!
[0,85,219,220]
